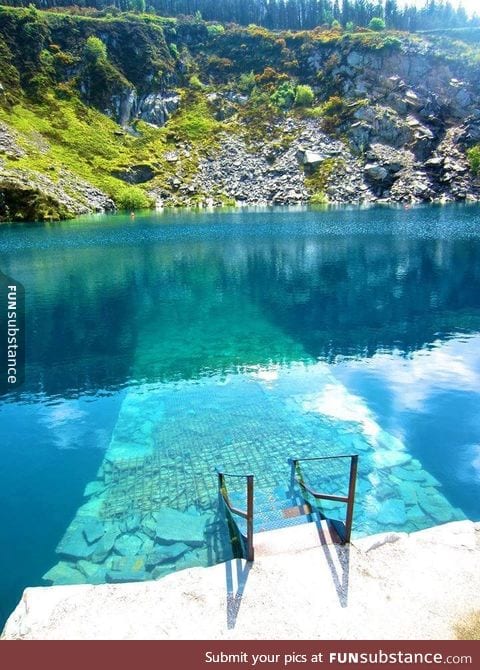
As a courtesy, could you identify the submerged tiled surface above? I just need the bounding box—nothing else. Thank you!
[43,363,465,587]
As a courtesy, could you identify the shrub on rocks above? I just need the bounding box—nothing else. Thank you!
[295,84,314,107]
[369,18,386,32]
[467,145,480,174]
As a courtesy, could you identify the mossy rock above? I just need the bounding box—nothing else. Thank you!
[0,179,73,222]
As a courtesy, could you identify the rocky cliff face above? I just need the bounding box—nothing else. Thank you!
[1,9,480,221]
[148,36,480,208]
[151,114,479,209]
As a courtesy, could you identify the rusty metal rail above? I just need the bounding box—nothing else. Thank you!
[290,454,358,544]
[217,469,254,561]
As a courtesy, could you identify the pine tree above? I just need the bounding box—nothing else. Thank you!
[6,1,479,32]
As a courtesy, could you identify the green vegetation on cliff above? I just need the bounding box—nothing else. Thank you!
[1,5,480,221]
[468,146,480,175]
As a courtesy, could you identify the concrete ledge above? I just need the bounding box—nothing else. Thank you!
[2,520,479,640]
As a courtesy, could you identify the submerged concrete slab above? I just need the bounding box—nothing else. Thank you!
[2,521,479,640]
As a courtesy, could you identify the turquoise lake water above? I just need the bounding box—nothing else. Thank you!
[1,205,480,625]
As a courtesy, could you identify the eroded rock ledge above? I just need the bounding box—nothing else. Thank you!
[2,520,479,640]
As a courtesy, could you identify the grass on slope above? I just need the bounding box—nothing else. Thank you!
[0,90,223,210]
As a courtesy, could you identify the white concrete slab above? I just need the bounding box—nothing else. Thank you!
[2,520,479,640]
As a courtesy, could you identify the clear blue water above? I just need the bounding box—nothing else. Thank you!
[1,204,480,625]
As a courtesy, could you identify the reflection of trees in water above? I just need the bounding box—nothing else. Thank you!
[10,228,480,397]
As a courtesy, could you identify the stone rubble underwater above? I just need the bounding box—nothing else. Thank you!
[43,364,464,588]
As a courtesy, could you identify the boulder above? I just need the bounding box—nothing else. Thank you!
[459,118,480,148]
[350,105,412,150]
[346,51,364,68]
[375,482,400,501]
[142,514,158,539]
[425,156,444,170]
[398,482,418,506]
[304,151,325,168]
[404,90,422,109]
[406,504,427,525]
[364,164,388,182]
[137,92,180,127]
[390,466,427,482]
[296,148,325,170]
[119,514,142,534]
[111,165,155,185]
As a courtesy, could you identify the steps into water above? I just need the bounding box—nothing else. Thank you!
[229,486,346,546]
[254,518,344,559]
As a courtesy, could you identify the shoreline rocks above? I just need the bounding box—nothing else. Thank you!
[149,113,480,210]
[0,165,115,222]
[2,92,480,221]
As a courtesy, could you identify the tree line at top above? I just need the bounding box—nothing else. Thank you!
[2,0,479,32]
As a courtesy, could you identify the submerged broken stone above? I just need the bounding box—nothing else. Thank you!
[110,556,146,573]
[43,561,87,585]
[76,559,108,584]
[390,466,427,482]
[82,519,105,545]
[145,543,190,568]
[417,488,453,522]
[56,529,96,560]
[83,480,106,498]
[90,527,120,563]
[106,570,148,583]
[373,450,411,469]
[377,498,407,526]
[125,514,142,533]
[114,533,144,557]
[141,514,157,539]
[155,508,207,547]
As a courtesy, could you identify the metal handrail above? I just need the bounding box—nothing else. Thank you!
[290,454,358,544]
[217,469,254,562]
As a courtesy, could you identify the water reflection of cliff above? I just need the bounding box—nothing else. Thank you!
[2,213,480,398]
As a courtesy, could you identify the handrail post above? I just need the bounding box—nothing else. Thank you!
[344,455,358,544]
[217,469,255,562]
[246,474,254,562]
[291,453,359,545]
